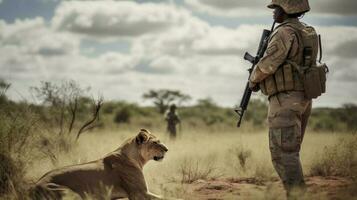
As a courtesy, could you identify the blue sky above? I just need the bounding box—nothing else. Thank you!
[1,0,357,107]
[0,0,58,22]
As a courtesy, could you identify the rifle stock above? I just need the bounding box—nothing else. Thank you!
[235,23,275,128]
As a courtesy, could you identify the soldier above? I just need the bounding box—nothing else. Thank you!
[165,104,180,139]
[249,0,318,199]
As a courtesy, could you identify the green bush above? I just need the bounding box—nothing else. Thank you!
[244,99,268,127]
[114,107,132,124]
[338,104,357,132]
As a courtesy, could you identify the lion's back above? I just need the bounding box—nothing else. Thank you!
[36,160,116,192]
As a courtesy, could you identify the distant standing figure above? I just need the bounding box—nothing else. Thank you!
[165,104,180,138]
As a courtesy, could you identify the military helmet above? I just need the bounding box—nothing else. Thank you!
[267,0,310,14]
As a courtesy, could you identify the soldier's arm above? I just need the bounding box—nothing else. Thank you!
[249,27,296,85]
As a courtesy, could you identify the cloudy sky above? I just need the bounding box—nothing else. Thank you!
[1,0,356,107]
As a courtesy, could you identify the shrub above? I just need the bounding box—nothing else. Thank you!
[102,101,118,114]
[309,136,357,178]
[338,104,357,132]
[114,107,132,124]
[179,157,220,184]
[230,146,252,171]
[244,99,268,127]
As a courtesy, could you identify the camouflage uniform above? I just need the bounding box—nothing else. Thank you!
[249,0,316,196]
[165,105,180,138]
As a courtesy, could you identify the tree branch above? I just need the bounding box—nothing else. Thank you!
[68,97,78,135]
[76,98,103,141]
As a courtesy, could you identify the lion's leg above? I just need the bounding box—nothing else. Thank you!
[128,192,162,200]
[138,192,183,200]
[31,183,67,200]
[148,192,184,200]
[147,192,163,199]
[128,192,147,200]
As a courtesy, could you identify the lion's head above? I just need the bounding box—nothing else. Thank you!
[135,129,168,162]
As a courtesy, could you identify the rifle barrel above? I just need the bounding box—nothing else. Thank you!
[235,26,274,128]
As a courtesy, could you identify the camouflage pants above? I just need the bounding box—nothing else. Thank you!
[268,91,311,195]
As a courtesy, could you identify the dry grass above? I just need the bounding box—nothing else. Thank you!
[179,156,220,184]
[4,129,354,199]
[308,135,357,177]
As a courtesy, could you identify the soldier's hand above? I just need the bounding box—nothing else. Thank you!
[249,81,260,92]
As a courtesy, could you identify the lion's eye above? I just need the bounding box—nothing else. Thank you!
[153,141,158,144]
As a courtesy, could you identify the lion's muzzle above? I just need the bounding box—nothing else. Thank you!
[153,143,168,161]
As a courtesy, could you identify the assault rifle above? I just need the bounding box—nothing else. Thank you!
[235,23,275,127]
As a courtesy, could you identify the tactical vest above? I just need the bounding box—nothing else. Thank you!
[259,21,326,99]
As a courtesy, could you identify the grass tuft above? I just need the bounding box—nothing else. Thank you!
[309,136,357,178]
[179,157,220,184]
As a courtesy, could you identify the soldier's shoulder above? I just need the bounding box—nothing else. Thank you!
[272,25,297,41]
[276,24,298,35]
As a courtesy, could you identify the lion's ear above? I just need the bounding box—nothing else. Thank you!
[136,130,149,144]
[140,128,150,134]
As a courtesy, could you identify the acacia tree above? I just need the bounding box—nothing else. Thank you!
[142,89,191,113]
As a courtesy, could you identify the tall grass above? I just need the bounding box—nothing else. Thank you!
[2,126,357,199]
[0,102,43,199]
[308,135,357,178]
[180,156,221,184]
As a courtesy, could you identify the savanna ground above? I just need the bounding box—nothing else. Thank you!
[1,80,357,199]
[27,130,357,200]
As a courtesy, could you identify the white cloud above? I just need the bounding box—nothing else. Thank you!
[52,1,191,39]
[131,20,264,59]
[312,0,357,16]
[185,0,269,17]
[0,17,139,102]
[317,26,357,58]
[0,18,79,57]
[97,52,138,74]
[184,0,357,17]
[1,2,357,107]
[130,21,357,106]
[149,56,182,74]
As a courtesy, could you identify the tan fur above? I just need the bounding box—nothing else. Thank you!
[32,129,168,200]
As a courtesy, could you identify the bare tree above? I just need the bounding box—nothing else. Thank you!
[32,81,85,135]
[31,80,103,140]
[143,89,191,114]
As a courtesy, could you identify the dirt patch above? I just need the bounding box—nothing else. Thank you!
[183,176,355,200]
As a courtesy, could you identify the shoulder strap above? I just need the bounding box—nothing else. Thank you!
[278,22,305,70]
[318,34,323,63]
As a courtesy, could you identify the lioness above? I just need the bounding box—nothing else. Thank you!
[32,129,168,200]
